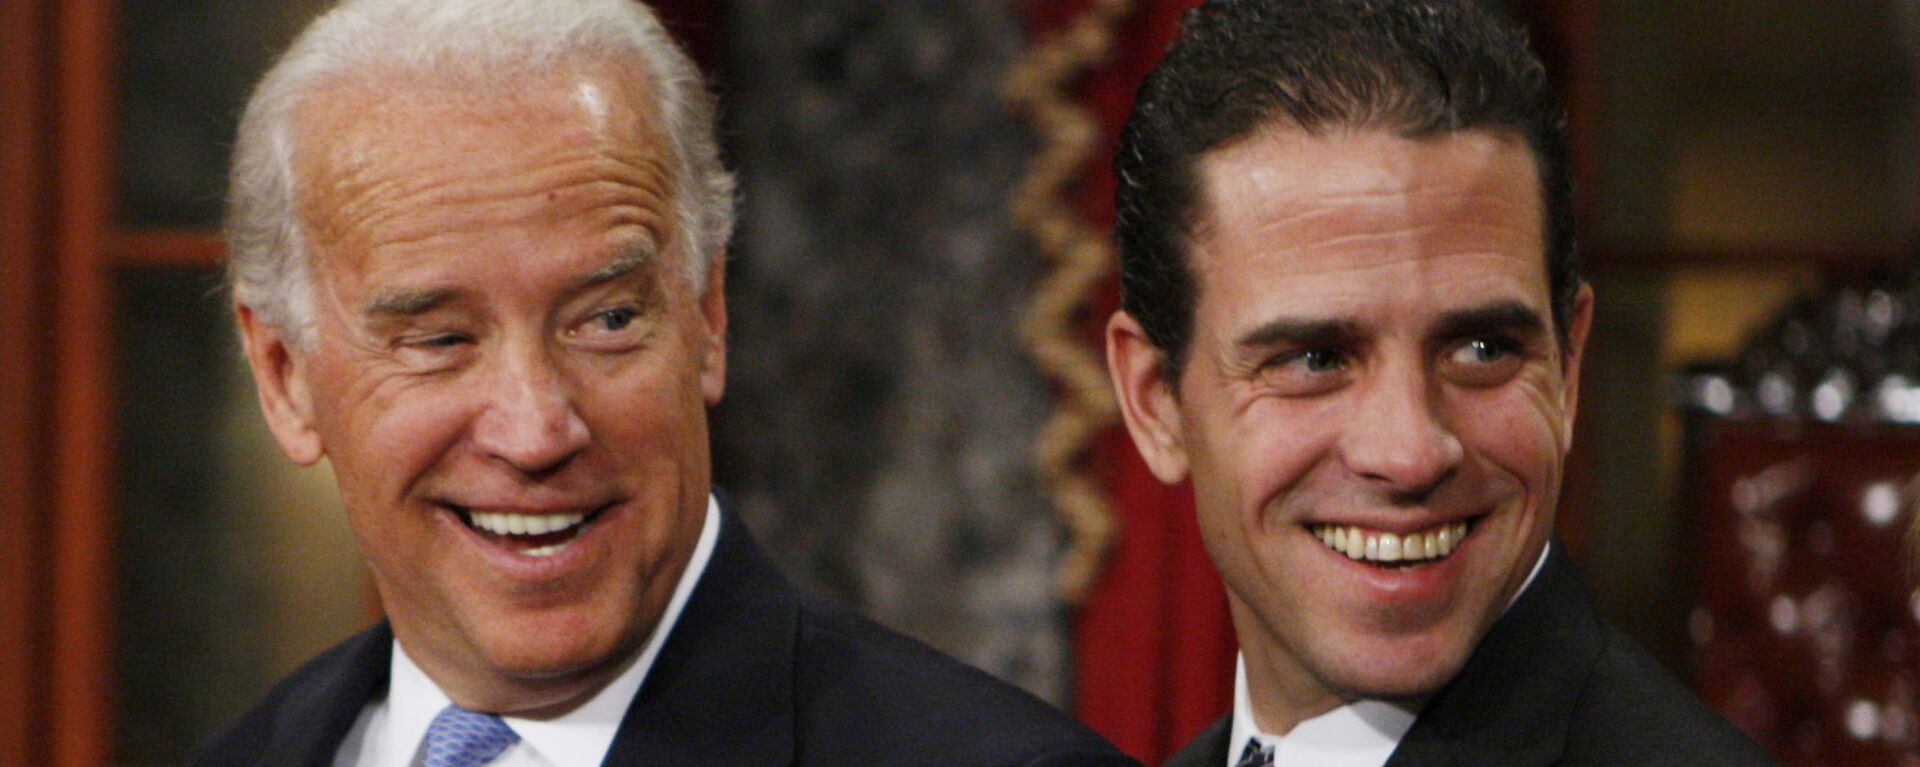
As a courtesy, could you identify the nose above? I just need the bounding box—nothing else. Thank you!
[1337,360,1463,498]
[470,344,591,474]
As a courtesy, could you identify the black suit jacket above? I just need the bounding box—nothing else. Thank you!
[193,508,1139,767]
[1163,542,1779,767]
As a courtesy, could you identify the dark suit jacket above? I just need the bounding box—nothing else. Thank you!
[192,508,1139,767]
[1163,542,1779,767]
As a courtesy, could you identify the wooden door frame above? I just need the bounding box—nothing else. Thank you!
[1,0,120,764]
[50,0,118,764]
[1,0,54,763]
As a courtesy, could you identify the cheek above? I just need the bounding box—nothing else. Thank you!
[1450,382,1568,491]
[584,345,711,459]
[310,365,472,498]
[1219,400,1341,520]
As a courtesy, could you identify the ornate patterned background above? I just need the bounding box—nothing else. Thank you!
[712,1,1071,702]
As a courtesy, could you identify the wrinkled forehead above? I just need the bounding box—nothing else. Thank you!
[287,57,668,246]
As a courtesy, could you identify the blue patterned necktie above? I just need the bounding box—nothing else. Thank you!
[1235,738,1275,767]
[420,705,519,767]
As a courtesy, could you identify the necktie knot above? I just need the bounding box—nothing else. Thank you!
[421,704,519,767]
[1235,738,1275,767]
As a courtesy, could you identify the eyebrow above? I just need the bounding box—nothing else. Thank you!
[1236,317,1366,351]
[366,287,458,318]
[1432,300,1546,340]
[361,243,657,319]
[1233,300,1547,351]
[565,242,654,294]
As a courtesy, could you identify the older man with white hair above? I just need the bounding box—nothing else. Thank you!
[192,2,1138,765]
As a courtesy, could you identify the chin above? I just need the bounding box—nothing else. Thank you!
[472,608,639,681]
[1321,633,1475,702]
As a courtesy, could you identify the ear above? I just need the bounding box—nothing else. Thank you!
[236,303,325,465]
[695,256,728,407]
[1557,282,1595,450]
[1107,310,1191,484]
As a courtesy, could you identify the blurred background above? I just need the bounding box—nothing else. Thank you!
[2,1,1916,765]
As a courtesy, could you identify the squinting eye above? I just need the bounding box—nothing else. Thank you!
[392,332,475,372]
[418,334,469,348]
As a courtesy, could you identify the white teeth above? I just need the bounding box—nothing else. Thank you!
[523,543,564,558]
[467,510,589,538]
[1309,521,1470,564]
[1377,533,1402,562]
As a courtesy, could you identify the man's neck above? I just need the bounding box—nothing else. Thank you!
[1236,637,1346,737]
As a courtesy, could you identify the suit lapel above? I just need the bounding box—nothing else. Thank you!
[1384,540,1602,767]
[1162,716,1230,767]
[272,622,393,767]
[603,507,799,766]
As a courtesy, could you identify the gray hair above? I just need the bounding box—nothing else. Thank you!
[227,0,736,347]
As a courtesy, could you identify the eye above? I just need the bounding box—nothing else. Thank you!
[568,304,649,350]
[391,331,476,372]
[416,333,470,348]
[1442,336,1524,387]
[1453,338,1515,364]
[1298,348,1346,373]
[1258,346,1351,396]
[592,307,638,332]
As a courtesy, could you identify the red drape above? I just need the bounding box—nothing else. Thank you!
[648,0,722,75]
[1021,2,1236,764]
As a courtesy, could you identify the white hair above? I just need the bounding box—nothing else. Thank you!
[226,0,735,347]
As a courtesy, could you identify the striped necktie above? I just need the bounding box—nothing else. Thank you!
[1235,738,1275,767]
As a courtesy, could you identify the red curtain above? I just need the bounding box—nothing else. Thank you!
[648,0,722,74]
[1021,2,1237,764]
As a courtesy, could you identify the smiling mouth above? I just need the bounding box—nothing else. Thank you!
[1306,519,1475,566]
[451,505,610,558]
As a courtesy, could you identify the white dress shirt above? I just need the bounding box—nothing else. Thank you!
[334,495,722,767]
[1226,542,1553,767]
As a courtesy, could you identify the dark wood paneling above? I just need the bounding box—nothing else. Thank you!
[0,1,51,764]
[1590,244,1913,273]
[111,230,226,268]
[52,0,116,764]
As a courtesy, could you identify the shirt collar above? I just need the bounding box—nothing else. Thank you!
[386,494,722,766]
[1227,541,1553,766]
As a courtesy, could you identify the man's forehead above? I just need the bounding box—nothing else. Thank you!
[292,62,658,177]
[1182,126,1551,336]
[1196,127,1538,217]
[286,63,675,255]
[1189,128,1543,265]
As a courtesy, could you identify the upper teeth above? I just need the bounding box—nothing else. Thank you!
[1309,521,1469,563]
[469,511,587,537]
